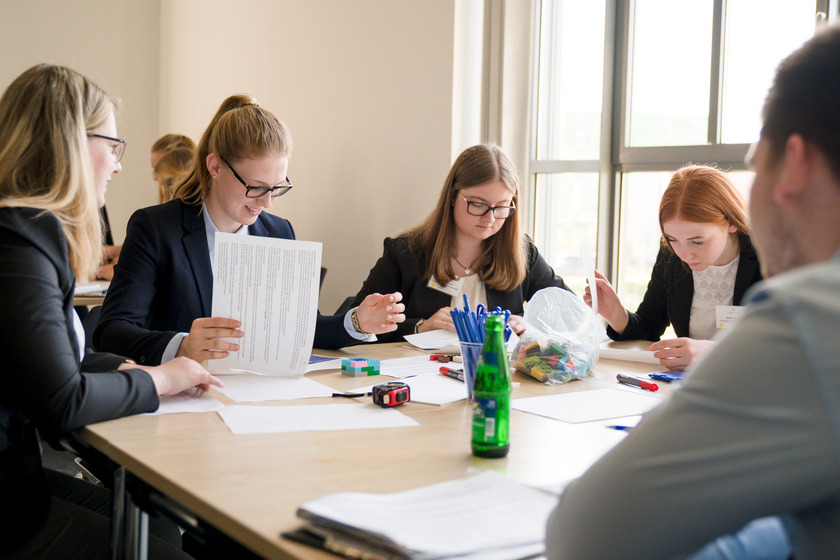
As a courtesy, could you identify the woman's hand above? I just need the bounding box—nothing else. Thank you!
[96,244,122,280]
[127,356,224,395]
[176,317,244,362]
[417,306,455,333]
[356,292,406,334]
[648,337,715,371]
[507,314,527,336]
[585,269,630,334]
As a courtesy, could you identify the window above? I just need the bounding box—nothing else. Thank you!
[531,0,831,309]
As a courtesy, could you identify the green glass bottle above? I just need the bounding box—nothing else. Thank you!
[471,315,512,458]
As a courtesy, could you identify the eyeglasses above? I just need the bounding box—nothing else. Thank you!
[219,155,293,199]
[459,192,516,219]
[87,133,126,162]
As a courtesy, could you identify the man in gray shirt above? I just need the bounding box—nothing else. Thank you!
[547,23,840,560]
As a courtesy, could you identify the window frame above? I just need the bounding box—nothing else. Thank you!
[528,0,836,289]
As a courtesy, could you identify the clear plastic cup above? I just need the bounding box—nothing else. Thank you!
[459,341,482,400]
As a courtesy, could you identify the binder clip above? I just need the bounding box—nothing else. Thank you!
[371,381,410,408]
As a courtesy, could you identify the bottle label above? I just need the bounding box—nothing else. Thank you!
[472,395,505,443]
[480,352,499,367]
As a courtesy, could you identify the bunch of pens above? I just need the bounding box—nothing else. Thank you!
[449,294,512,344]
[450,295,512,399]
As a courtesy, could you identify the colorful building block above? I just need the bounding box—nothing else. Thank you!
[341,358,381,377]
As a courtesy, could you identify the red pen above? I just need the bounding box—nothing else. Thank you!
[440,366,465,382]
[430,354,461,363]
[616,373,659,392]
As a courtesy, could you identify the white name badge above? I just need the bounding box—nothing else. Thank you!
[716,305,746,329]
[427,275,463,297]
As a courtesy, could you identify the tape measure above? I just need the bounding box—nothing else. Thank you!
[371,381,410,408]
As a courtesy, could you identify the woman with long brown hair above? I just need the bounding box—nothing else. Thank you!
[351,144,570,343]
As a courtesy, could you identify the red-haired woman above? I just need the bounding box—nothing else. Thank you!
[585,165,763,370]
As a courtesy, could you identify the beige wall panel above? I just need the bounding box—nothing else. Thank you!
[161,0,456,313]
[0,1,161,246]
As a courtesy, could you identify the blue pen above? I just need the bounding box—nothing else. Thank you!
[607,425,633,432]
[466,310,480,343]
[476,304,486,341]
[451,309,467,342]
[649,372,682,383]
[454,308,476,343]
[462,293,471,313]
[449,309,462,341]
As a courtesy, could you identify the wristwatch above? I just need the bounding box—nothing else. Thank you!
[414,318,426,333]
[351,308,373,335]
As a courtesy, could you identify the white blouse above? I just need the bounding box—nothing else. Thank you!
[450,274,488,311]
[689,255,740,340]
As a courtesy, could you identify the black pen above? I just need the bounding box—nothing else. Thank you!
[439,366,464,382]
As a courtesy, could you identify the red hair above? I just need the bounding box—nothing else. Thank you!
[658,165,750,253]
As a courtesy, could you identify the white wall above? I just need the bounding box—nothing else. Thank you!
[0,1,161,248]
[160,0,456,312]
[0,1,458,313]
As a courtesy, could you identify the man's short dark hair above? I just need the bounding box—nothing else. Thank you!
[762,24,840,180]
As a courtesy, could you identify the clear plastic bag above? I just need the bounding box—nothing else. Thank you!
[511,287,605,384]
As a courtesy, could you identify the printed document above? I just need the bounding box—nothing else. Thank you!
[295,471,555,559]
[210,233,321,377]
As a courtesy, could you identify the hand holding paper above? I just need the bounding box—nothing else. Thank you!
[177,316,244,362]
[586,270,631,334]
[580,234,598,315]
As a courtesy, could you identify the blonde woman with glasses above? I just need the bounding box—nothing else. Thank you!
[0,63,220,559]
[95,94,404,365]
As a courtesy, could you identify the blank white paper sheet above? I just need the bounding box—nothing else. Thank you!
[512,387,663,423]
[212,374,334,403]
[147,390,225,415]
[355,372,468,406]
[217,402,419,434]
[377,356,444,379]
[599,344,661,364]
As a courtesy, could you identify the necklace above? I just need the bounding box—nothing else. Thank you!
[453,254,480,276]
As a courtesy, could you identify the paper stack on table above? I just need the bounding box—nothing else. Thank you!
[292,471,556,559]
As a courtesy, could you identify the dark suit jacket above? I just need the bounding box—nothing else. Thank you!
[0,208,157,551]
[94,200,356,365]
[351,235,571,343]
[608,235,763,341]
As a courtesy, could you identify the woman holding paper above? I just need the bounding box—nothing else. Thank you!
[585,165,763,370]
[94,94,404,366]
[0,64,221,558]
[350,144,570,343]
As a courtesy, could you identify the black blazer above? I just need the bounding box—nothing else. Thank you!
[94,200,357,365]
[0,208,157,551]
[609,235,763,341]
[351,235,571,343]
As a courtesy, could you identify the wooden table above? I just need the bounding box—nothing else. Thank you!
[73,281,109,306]
[76,341,667,559]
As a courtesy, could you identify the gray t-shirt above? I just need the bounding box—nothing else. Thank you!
[546,249,840,560]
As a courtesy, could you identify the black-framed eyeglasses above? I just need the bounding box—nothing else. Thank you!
[459,192,516,218]
[219,155,293,199]
[87,133,126,162]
